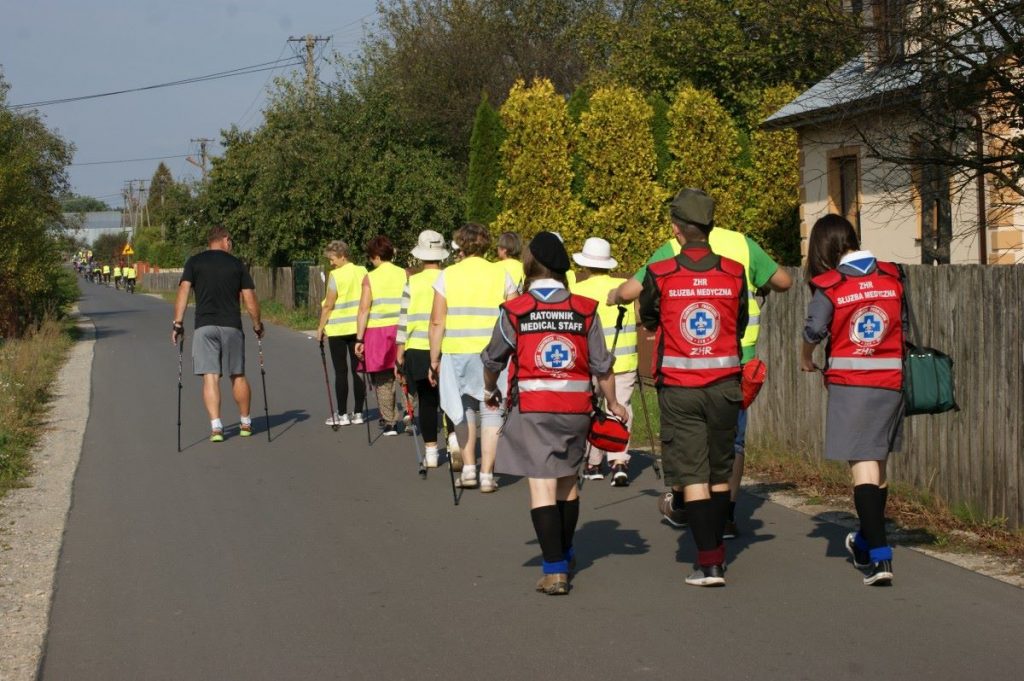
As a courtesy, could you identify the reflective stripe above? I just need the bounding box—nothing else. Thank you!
[662,355,740,370]
[748,316,760,325]
[371,297,403,306]
[448,306,500,316]
[333,300,359,311]
[369,311,400,322]
[829,358,902,370]
[409,329,429,340]
[327,316,357,325]
[604,325,637,337]
[444,328,495,338]
[405,313,431,322]
[518,379,592,393]
[614,345,637,356]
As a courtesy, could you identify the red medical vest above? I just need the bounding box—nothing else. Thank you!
[503,293,597,414]
[811,261,904,391]
[649,255,744,388]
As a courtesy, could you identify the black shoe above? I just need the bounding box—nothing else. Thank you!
[610,462,629,487]
[863,560,893,586]
[845,532,871,569]
[723,520,738,540]
[582,463,604,480]
[658,492,688,528]
[685,564,726,587]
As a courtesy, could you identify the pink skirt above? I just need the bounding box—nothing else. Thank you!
[363,325,397,373]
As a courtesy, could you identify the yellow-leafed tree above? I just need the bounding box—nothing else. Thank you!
[666,84,743,231]
[576,84,669,273]
[495,78,586,250]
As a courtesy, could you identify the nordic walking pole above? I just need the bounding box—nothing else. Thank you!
[363,370,374,446]
[319,339,339,431]
[635,371,662,479]
[176,333,184,453]
[258,336,270,442]
[400,375,426,478]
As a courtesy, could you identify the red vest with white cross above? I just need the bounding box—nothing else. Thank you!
[811,261,904,391]
[649,255,745,388]
[503,292,597,414]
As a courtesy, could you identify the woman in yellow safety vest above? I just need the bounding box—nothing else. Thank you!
[428,223,517,492]
[396,230,450,467]
[356,236,408,436]
[496,231,525,292]
[570,237,639,487]
[317,240,369,426]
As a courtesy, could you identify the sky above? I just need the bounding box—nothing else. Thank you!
[1,0,380,207]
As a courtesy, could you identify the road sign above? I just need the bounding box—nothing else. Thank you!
[122,244,135,256]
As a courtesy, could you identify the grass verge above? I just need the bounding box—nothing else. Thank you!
[744,447,1024,564]
[139,291,319,333]
[0,318,76,497]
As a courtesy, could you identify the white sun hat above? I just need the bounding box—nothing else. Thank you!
[572,237,618,270]
[411,229,450,261]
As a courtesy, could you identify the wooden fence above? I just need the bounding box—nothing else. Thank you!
[139,271,183,292]
[250,266,295,310]
[748,265,1023,528]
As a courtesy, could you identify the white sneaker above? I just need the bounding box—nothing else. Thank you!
[425,446,439,468]
[458,468,478,488]
[447,431,461,456]
[479,473,498,493]
[350,412,364,425]
[325,413,350,426]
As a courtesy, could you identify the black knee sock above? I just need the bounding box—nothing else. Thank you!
[880,484,888,518]
[687,499,725,567]
[711,491,731,545]
[853,484,887,549]
[556,499,580,555]
[530,505,565,569]
[729,500,737,522]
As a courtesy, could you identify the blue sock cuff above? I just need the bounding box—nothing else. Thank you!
[854,532,870,551]
[542,559,569,574]
[564,547,575,562]
[869,546,893,562]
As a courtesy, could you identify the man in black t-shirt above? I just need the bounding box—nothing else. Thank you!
[172,225,264,442]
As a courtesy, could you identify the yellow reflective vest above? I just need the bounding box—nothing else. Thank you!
[324,262,368,337]
[666,228,760,350]
[400,268,441,351]
[125,267,136,279]
[497,258,524,291]
[113,267,122,277]
[441,256,506,355]
[102,265,110,274]
[571,273,639,373]
[366,261,407,329]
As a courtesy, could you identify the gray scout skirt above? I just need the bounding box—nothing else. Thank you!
[825,384,904,461]
[494,407,591,479]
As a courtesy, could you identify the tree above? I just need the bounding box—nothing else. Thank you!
[576,84,668,272]
[666,84,743,230]
[0,74,76,337]
[494,78,586,248]
[147,163,174,216]
[465,93,504,224]
[60,194,112,212]
[91,232,130,264]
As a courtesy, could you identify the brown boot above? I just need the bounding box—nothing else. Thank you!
[535,573,569,595]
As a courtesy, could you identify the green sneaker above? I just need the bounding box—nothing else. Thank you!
[210,429,224,443]
[239,423,253,437]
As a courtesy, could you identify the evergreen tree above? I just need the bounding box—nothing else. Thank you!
[465,93,504,225]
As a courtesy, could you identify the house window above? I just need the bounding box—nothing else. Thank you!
[828,149,861,233]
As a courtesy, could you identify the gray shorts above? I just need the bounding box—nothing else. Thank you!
[192,325,245,377]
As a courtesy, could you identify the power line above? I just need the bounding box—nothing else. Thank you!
[10,56,304,110]
[70,153,191,167]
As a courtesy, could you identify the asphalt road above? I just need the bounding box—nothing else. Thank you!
[40,280,1024,680]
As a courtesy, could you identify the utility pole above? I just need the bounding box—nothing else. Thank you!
[287,34,330,101]
[187,137,215,180]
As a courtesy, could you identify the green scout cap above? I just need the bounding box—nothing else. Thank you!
[670,188,715,230]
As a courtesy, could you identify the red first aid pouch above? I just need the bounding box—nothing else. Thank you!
[587,411,630,452]
[741,358,767,409]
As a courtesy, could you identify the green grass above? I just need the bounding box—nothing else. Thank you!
[0,318,75,496]
[259,300,319,331]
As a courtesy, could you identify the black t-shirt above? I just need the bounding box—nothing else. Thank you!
[180,250,255,330]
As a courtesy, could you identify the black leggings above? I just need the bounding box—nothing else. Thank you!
[328,335,365,414]
[414,377,441,443]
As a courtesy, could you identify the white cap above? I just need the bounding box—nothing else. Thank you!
[572,237,617,270]
[410,229,450,261]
